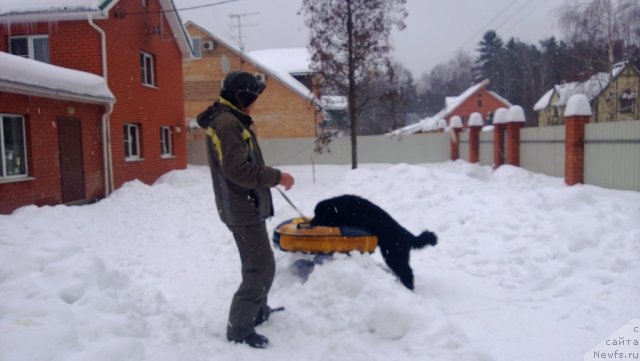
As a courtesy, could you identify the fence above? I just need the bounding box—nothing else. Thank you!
[187,132,451,167]
[187,115,640,193]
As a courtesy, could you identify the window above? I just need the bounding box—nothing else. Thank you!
[619,89,636,114]
[9,35,50,63]
[124,123,141,160]
[140,51,156,87]
[191,37,201,58]
[160,126,173,157]
[1,114,28,179]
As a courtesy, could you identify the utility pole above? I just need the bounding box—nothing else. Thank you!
[229,12,259,51]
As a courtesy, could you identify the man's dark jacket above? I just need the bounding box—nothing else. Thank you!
[197,100,280,226]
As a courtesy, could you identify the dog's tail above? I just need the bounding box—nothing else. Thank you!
[413,230,438,249]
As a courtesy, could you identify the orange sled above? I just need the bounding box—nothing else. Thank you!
[273,217,378,254]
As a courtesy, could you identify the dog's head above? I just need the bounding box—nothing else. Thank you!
[310,195,367,227]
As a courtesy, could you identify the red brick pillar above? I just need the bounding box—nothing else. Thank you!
[468,112,483,163]
[505,106,525,166]
[492,108,508,168]
[449,116,463,161]
[564,94,592,185]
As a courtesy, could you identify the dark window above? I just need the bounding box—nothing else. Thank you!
[619,89,636,114]
[1,114,28,178]
[124,123,141,160]
[9,36,50,63]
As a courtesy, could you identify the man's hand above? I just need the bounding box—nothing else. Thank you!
[279,172,294,190]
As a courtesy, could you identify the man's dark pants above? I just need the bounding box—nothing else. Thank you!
[226,222,275,340]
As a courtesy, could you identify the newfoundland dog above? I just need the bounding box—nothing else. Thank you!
[311,194,437,290]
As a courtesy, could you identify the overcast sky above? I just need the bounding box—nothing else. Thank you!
[174,0,568,78]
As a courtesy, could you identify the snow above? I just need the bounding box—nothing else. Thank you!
[0,0,102,16]
[565,94,592,117]
[247,48,317,103]
[0,52,114,104]
[468,112,483,127]
[391,79,510,135]
[533,61,629,111]
[507,105,526,123]
[493,107,508,124]
[533,88,554,111]
[450,115,463,128]
[1,162,639,361]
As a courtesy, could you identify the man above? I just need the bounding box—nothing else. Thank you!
[197,71,294,349]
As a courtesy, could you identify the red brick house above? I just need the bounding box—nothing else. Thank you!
[183,21,323,139]
[0,0,193,214]
[391,79,511,135]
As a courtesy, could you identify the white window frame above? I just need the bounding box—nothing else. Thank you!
[1,114,29,180]
[9,35,50,63]
[160,126,173,158]
[191,37,202,59]
[124,123,142,161]
[140,51,156,87]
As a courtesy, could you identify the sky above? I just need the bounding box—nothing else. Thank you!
[174,0,568,78]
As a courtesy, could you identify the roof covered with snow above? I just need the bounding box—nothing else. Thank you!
[0,52,114,106]
[0,0,106,17]
[534,62,633,111]
[389,79,511,136]
[248,48,317,103]
[186,22,320,107]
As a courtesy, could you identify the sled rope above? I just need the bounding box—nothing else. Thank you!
[276,188,311,223]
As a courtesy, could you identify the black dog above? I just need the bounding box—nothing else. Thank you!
[310,195,437,290]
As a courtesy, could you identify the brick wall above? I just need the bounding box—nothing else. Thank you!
[0,0,189,210]
[0,92,105,214]
[99,0,187,188]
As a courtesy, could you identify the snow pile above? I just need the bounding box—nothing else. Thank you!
[1,162,639,361]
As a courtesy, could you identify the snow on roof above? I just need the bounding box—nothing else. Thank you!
[534,62,629,111]
[533,88,554,111]
[0,52,114,106]
[0,0,104,16]
[390,79,510,135]
[247,48,317,102]
[0,0,109,21]
[321,96,347,111]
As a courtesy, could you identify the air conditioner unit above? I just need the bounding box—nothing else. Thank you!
[255,73,266,83]
[202,40,215,51]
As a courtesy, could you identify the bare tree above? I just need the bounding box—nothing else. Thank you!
[559,0,640,69]
[300,0,407,169]
[559,0,640,119]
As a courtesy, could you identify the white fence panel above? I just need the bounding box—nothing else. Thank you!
[585,120,640,191]
[459,132,470,162]
[520,126,565,178]
[479,131,494,166]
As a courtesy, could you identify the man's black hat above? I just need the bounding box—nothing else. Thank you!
[220,71,266,109]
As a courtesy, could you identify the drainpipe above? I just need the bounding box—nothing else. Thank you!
[88,14,114,196]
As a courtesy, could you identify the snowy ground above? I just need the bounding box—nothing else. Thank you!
[1,161,638,361]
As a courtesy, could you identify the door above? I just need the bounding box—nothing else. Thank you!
[57,117,85,203]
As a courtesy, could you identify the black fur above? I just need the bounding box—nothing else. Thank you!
[310,195,437,290]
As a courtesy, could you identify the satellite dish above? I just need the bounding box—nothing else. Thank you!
[221,55,230,74]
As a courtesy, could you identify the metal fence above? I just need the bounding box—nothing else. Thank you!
[585,120,640,191]
[187,120,640,192]
[520,125,566,178]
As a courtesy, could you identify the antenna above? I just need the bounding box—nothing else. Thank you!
[229,11,260,51]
